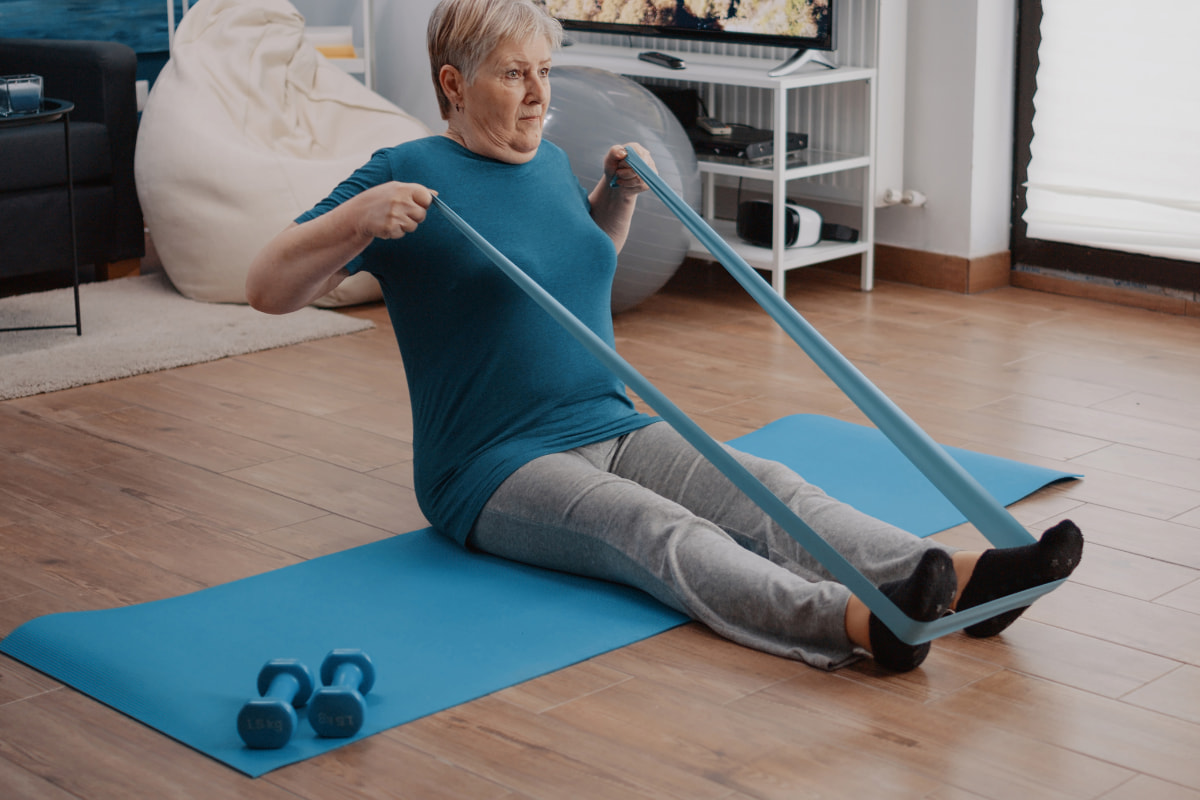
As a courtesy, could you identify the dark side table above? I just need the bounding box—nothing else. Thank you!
[0,98,81,336]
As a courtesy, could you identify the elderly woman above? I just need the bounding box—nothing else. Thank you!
[247,0,1082,673]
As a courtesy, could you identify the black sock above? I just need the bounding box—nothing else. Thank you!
[868,549,956,672]
[956,519,1084,638]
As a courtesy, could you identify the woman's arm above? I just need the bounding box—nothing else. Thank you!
[588,143,655,254]
[246,181,436,314]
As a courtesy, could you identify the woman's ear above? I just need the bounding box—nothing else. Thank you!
[439,64,465,108]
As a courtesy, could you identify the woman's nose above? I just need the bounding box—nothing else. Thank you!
[527,76,549,104]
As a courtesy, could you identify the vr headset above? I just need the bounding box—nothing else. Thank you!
[735,201,822,248]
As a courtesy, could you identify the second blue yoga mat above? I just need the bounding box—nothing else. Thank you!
[730,415,1077,537]
[0,414,1076,776]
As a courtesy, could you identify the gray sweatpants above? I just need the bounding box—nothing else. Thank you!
[468,421,949,670]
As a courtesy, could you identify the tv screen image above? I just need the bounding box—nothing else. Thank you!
[536,0,833,52]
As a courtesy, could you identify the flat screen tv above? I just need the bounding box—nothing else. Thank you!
[537,0,836,74]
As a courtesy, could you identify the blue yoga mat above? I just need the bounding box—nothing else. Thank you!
[0,414,1075,776]
[729,415,1077,537]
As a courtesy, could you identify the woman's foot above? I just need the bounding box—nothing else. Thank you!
[867,549,957,672]
[955,519,1084,638]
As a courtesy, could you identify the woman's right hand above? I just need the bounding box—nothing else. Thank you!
[354,182,437,240]
[248,181,437,315]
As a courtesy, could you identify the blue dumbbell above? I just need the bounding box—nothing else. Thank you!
[236,658,315,749]
[310,649,375,738]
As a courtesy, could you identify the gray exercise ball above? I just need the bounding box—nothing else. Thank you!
[543,66,701,312]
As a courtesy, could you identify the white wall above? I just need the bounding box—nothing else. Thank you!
[292,0,445,129]
[968,0,1017,258]
[875,0,1017,260]
[333,0,1016,262]
[373,0,445,131]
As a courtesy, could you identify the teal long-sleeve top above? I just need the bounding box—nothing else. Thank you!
[296,136,654,544]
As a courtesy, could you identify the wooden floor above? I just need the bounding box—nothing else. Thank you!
[3,263,1199,799]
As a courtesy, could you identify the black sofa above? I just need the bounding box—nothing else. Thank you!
[0,38,144,282]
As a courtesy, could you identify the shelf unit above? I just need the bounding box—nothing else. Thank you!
[553,43,877,294]
[315,0,375,90]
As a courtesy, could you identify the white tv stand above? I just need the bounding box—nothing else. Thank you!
[553,43,877,295]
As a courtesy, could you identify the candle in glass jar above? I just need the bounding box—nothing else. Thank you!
[2,75,43,114]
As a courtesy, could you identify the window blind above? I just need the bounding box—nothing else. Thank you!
[1023,0,1200,263]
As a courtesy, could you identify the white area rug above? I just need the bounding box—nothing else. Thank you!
[0,273,374,400]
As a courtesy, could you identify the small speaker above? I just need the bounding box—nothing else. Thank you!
[736,201,822,248]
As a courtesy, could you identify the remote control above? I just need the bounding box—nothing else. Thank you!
[637,51,686,70]
[697,116,732,135]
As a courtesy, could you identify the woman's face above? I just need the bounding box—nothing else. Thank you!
[444,35,552,164]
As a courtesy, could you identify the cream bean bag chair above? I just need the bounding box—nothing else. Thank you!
[136,0,431,306]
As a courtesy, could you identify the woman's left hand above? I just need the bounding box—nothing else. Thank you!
[590,142,655,252]
[604,143,655,195]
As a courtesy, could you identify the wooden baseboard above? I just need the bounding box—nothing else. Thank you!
[867,245,1198,316]
[1011,269,1200,317]
[874,244,1011,294]
[686,240,1198,316]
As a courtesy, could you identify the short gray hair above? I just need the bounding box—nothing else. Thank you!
[427,0,563,120]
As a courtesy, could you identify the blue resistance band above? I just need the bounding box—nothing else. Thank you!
[432,177,1061,645]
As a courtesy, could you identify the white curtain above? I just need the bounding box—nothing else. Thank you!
[1023,0,1200,263]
